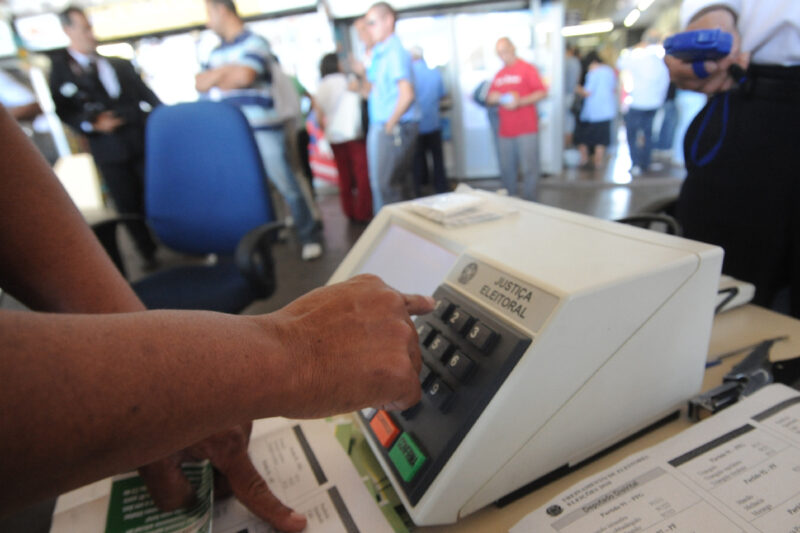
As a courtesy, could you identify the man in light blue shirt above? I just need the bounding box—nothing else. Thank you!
[353,2,419,214]
[410,46,447,195]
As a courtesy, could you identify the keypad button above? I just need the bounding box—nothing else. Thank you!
[466,321,498,353]
[389,432,428,482]
[427,334,453,361]
[446,307,473,335]
[446,351,475,381]
[370,410,401,448]
[432,298,454,320]
[416,322,435,346]
[425,377,453,411]
[419,363,432,386]
[400,403,421,420]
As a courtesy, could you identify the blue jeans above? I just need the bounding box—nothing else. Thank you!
[254,128,317,245]
[655,100,678,151]
[367,122,419,214]
[625,108,657,170]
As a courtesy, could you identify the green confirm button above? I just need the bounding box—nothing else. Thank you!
[389,432,427,482]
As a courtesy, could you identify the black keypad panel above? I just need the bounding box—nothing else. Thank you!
[359,284,532,506]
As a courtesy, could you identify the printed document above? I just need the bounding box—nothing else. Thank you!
[511,384,800,533]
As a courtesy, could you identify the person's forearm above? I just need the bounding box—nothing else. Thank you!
[385,80,414,130]
[197,65,257,92]
[9,102,41,121]
[0,106,143,313]
[0,309,286,512]
[0,273,433,514]
[519,90,547,106]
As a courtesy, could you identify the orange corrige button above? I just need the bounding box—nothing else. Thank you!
[369,410,401,448]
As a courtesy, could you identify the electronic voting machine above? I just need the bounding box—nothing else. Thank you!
[327,189,723,525]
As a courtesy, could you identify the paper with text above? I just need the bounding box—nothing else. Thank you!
[511,384,800,533]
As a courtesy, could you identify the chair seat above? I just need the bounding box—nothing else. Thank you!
[133,259,260,313]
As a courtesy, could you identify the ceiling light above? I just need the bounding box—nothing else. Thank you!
[623,9,641,27]
[637,0,654,11]
[561,19,614,37]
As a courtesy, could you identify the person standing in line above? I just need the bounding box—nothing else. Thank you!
[486,37,547,200]
[653,82,678,163]
[50,6,160,270]
[410,46,448,196]
[668,0,800,316]
[617,31,670,176]
[564,45,582,148]
[196,0,322,261]
[351,2,420,214]
[315,53,372,223]
[575,51,617,169]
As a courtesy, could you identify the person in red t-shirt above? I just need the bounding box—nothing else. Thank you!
[487,37,547,200]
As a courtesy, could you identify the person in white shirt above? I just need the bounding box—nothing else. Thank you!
[314,53,372,222]
[617,32,670,175]
[667,0,800,317]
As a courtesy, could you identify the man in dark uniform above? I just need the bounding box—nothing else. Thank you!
[49,6,160,269]
[667,1,800,317]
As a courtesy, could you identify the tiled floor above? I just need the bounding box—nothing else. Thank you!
[0,137,685,533]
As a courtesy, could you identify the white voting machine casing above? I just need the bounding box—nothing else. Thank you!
[328,190,723,525]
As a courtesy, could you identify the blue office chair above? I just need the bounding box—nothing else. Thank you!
[93,101,281,313]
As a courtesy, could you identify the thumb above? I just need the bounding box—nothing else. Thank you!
[138,454,196,511]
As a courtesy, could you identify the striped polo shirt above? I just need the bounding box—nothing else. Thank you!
[204,30,280,130]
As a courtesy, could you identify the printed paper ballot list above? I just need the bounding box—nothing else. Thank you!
[512,384,800,533]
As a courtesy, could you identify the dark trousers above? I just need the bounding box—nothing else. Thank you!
[624,108,657,170]
[413,129,447,196]
[677,78,800,316]
[97,156,158,261]
[331,139,372,222]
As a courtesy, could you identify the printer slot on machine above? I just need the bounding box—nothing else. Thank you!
[328,190,723,525]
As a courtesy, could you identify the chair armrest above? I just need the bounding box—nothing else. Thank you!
[235,221,284,300]
[615,213,683,236]
[91,215,146,279]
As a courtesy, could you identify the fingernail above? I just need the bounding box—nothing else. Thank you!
[289,511,307,524]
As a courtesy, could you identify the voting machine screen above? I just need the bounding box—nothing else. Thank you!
[327,190,723,525]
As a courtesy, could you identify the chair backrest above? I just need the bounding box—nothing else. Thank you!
[145,101,275,255]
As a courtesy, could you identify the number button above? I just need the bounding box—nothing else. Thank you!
[416,322,435,346]
[446,351,475,381]
[467,321,498,353]
[447,307,473,335]
[425,377,453,411]
[427,334,453,361]
[433,298,454,320]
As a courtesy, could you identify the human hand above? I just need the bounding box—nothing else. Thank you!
[262,274,435,418]
[195,70,217,93]
[664,7,750,95]
[501,92,519,110]
[350,56,366,78]
[92,111,124,133]
[384,121,396,135]
[139,424,307,532]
